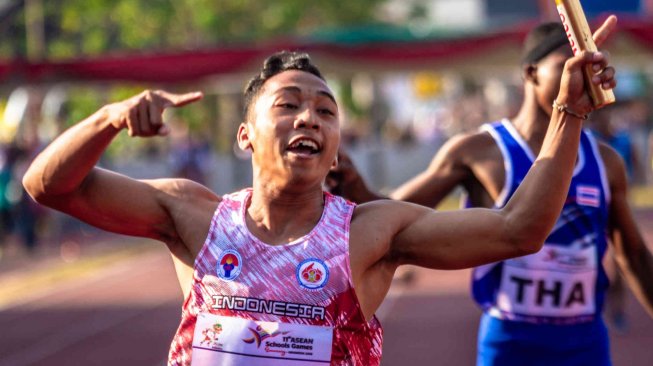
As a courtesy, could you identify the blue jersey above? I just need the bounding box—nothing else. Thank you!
[470,120,612,366]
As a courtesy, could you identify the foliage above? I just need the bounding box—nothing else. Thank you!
[2,0,387,60]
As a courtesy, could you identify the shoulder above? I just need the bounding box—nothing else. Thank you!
[147,178,222,203]
[351,200,426,237]
[350,200,422,266]
[442,130,496,155]
[596,141,626,176]
[433,130,499,167]
[146,178,223,222]
[595,141,628,191]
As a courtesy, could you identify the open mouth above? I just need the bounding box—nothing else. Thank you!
[287,138,321,156]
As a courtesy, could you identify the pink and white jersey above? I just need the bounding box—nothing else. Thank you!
[168,189,383,366]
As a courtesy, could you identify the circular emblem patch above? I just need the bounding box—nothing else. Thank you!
[217,249,242,281]
[296,258,329,290]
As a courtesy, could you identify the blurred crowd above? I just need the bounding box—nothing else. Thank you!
[1,70,652,262]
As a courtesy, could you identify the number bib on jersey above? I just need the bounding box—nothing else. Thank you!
[191,313,333,365]
[496,244,597,318]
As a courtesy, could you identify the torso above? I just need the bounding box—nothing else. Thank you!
[167,189,382,366]
[467,119,613,364]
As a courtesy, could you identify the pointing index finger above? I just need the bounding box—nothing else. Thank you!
[157,90,204,108]
[592,15,618,48]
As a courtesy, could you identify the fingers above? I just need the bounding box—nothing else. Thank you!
[120,90,200,137]
[147,94,163,134]
[592,15,618,48]
[138,99,152,135]
[593,66,617,90]
[157,90,204,108]
[569,51,615,91]
[558,50,616,114]
[565,50,605,73]
[126,105,139,137]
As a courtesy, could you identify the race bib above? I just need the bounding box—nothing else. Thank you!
[191,313,333,365]
[496,244,597,318]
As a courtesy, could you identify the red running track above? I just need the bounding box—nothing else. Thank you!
[0,211,651,366]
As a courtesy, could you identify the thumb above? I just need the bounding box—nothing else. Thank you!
[592,15,618,48]
[157,91,204,108]
[157,124,171,136]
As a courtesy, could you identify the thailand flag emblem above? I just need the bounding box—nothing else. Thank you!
[576,185,600,207]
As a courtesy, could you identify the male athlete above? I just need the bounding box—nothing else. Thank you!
[23,33,615,365]
[329,17,652,366]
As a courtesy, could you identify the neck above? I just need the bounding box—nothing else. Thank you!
[247,178,325,245]
[510,90,552,155]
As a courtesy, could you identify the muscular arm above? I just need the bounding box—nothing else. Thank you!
[351,50,617,319]
[392,105,585,268]
[352,99,588,319]
[22,90,213,253]
[388,49,617,269]
[390,134,475,207]
[602,144,653,317]
[330,134,480,207]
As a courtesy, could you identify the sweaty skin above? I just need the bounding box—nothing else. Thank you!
[23,49,615,323]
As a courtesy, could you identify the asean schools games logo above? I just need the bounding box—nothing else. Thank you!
[217,249,243,281]
[296,258,329,290]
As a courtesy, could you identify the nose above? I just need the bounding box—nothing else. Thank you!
[294,106,320,130]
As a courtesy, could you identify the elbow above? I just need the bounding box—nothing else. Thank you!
[22,169,46,203]
[505,221,549,257]
[514,236,545,256]
[21,163,60,204]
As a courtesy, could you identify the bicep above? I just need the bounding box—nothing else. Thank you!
[41,168,184,241]
[390,203,528,270]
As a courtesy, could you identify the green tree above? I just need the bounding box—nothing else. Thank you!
[1,0,388,60]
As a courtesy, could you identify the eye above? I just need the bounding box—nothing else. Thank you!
[277,103,298,109]
[317,108,335,116]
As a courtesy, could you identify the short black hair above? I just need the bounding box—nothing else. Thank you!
[521,22,569,65]
[243,51,325,120]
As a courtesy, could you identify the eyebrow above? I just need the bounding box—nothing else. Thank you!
[276,86,337,105]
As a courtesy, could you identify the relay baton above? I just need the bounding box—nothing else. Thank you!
[555,0,616,108]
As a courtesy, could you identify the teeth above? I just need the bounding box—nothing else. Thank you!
[289,139,318,150]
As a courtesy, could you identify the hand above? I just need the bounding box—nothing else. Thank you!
[104,90,203,137]
[326,149,372,202]
[556,16,618,116]
[555,51,615,116]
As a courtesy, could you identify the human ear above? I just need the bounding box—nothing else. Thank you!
[524,64,539,85]
[331,155,338,170]
[236,123,253,151]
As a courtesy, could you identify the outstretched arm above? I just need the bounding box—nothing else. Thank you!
[602,145,653,318]
[386,48,616,269]
[390,133,479,207]
[22,90,212,243]
[327,135,473,206]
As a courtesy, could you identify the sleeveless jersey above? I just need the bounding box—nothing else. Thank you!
[168,189,383,366]
[469,119,612,366]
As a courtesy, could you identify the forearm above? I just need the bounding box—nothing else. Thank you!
[615,236,653,317]
[23,106,121,199]
[391,174,455,208]
[503,109,583,247]
[623,251,653,317]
